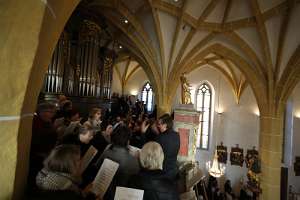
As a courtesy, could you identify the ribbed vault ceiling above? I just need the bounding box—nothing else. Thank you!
[78,0,300,106]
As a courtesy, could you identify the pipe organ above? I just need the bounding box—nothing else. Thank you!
[42,20,115,100]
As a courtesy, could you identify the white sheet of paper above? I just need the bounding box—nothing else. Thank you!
[92,158,119,198]
[81,145,98,173]
[114,187,144,200]
[128,145,141,158]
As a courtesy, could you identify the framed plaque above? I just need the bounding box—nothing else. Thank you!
[294,156,300,176]
[230,144,244,167]
[217,142,228,164]
[245,146,259,168]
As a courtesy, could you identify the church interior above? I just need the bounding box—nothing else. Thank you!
[1,0,300,199]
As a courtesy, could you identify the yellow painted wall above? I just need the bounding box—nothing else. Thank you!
[0,1,79,199]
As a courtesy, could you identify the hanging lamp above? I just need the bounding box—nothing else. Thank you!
[206,150,226,178]
[206,75,225,177]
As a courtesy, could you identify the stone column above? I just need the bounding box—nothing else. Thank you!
[259,114,283,200]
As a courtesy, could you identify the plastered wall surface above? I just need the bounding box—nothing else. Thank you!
[288,82,300,192]
[0,1,79,198]
[172,66,259,195]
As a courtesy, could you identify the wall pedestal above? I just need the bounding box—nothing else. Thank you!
[174,104,200,163]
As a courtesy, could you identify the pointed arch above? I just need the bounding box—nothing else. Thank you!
[168,43,266,112]
[276,45,300,111]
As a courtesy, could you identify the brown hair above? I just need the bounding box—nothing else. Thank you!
[89,108,102,119]
[65,122,93,137]
[44,145,80,174]
[159,113,173,129]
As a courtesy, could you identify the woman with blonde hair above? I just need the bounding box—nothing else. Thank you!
[84,107,102,133]
[128,142,179,200]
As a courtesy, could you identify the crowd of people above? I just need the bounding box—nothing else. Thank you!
[27,94,256,200]
[27,95,179,200]
[206,176,257,200]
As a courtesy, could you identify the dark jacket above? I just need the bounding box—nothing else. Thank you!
[95,145,140,186]
[156,129,180,180]
[29,115,57,189]
[128,169,179,200]
[96,145,140,199]
[29,190,83,200]
[31,115,57,157]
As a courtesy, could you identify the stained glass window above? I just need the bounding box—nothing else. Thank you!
[141,82,153,112]
[196,83,212,149]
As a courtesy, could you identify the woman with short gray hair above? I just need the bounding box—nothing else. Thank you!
[128,142,179,200]
[139,141,164,170]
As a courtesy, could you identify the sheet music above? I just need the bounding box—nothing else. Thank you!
[92,158,119,198]
[114,187,144,200]
[128,145,141,158]
[81,145,98,173]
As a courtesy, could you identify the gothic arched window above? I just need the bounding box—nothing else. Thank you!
[141,82,153,112]
[196,82,213,149]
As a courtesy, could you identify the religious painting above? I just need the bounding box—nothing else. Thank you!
[217,142,228,164]
[230,144,244,167]
[294,156,300,176]
[245,146,259,168]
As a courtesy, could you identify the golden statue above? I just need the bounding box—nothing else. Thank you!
[180,74,192,104]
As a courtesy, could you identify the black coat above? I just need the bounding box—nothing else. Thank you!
[28,190,96,200]
[128,169,179,200]
[28,190,82,200]
[155,129,180,180]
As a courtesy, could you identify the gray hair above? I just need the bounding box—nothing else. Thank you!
[139,142,164,170]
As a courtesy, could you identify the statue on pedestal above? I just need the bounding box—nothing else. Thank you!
[180,74,192,104]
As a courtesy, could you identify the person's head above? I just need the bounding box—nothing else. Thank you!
[111,124,131,147]
[44,144,81,175]
[79,124,94,144]
[140,142,164,170]
[133,120,143,132]
[62,100,72,112]
[157,113,173,133]
[70,109,80,122]
[89,107,102,121]
[116,115,122,122]
[57,95,67,106]
[225,180,231,185]
[37,102,56,122]
[64,109,80,122]
[65,122,94,144]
